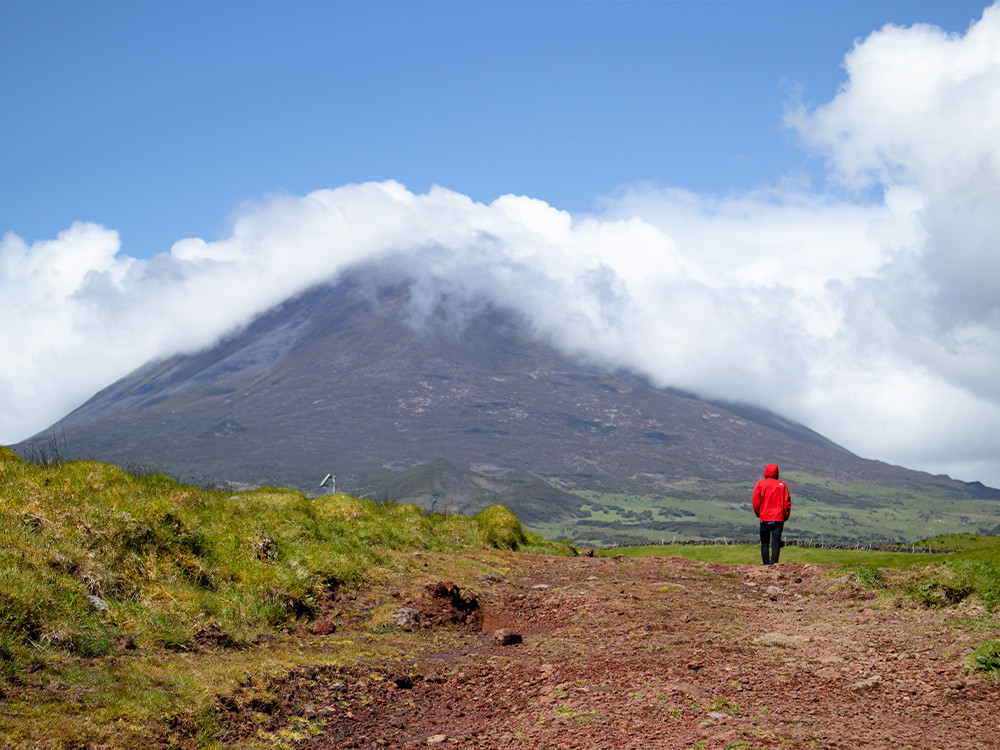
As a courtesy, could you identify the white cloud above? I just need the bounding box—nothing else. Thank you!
[4,7,1000,488]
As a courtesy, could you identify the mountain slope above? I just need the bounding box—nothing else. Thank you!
[19,271,1000,543]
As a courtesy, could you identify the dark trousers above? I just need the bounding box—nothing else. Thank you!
[760,521,784,565]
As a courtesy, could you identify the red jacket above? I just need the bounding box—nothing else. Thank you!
[753,463,791,522]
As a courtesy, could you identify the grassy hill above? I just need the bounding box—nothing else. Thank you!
[0,448,570,747]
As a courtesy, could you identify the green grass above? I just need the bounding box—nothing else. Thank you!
[532,471,1000,547]
[598,542,971,568]
[475,504,528,550]
[0,447,570,747]
[604,534,1000,567]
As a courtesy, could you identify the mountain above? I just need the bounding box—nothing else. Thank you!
[17,270,1000,545]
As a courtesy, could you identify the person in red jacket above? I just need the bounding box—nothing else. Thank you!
[752,463,791,565]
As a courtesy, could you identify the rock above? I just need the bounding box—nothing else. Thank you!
[493,629,523,646]
[813,653,843,664]
[664,682,709,699]
[850,674,882,691]
[391,607,423,631]
[426,735,448,745]
[754,632,808,648]
[311,619,336,635]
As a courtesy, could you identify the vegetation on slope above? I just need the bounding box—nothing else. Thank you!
[0,448,572,747]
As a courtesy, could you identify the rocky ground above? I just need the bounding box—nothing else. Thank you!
[219,554,1000,749]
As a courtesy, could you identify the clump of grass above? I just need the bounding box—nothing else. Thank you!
[850,564,888,591]
[475,504,528,550]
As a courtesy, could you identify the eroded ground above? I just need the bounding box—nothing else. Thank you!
[219,554,1000,749]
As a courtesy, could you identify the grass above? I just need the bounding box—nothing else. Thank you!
[0,447,571,748]
[532,471,1000,547]
[600,541,984,568]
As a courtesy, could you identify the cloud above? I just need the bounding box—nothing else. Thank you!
[4,7,1000,487]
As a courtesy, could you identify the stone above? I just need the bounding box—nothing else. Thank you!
[664,682,709,699]
[493,629,523,646]
[754,632,809,648]
[850,674,882,691]
[391,607,423,631]
[311,619,336,635]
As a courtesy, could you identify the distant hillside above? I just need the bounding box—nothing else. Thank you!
[16,270,1000,544]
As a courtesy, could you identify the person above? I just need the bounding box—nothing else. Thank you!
[752,463,791,565]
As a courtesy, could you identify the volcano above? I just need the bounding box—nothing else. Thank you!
[20,270,999,542]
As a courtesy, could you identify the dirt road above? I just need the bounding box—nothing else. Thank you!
[223,554,1000,749]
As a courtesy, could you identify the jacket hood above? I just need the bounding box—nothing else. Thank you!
[764,463,780,479]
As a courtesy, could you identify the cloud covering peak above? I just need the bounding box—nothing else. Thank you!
[4,8,1000,487]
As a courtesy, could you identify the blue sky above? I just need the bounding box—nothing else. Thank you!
[2,1,989,256]
[4,1,1000,492]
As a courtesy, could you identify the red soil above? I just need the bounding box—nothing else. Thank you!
[220,554,1000,749]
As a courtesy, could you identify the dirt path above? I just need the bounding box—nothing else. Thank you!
[226,554,1000,749]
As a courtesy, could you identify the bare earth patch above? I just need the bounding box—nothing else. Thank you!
[218,554,999,749]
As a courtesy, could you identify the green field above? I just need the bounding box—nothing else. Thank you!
[530,471,1000,547]
[598,532,1000,567]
